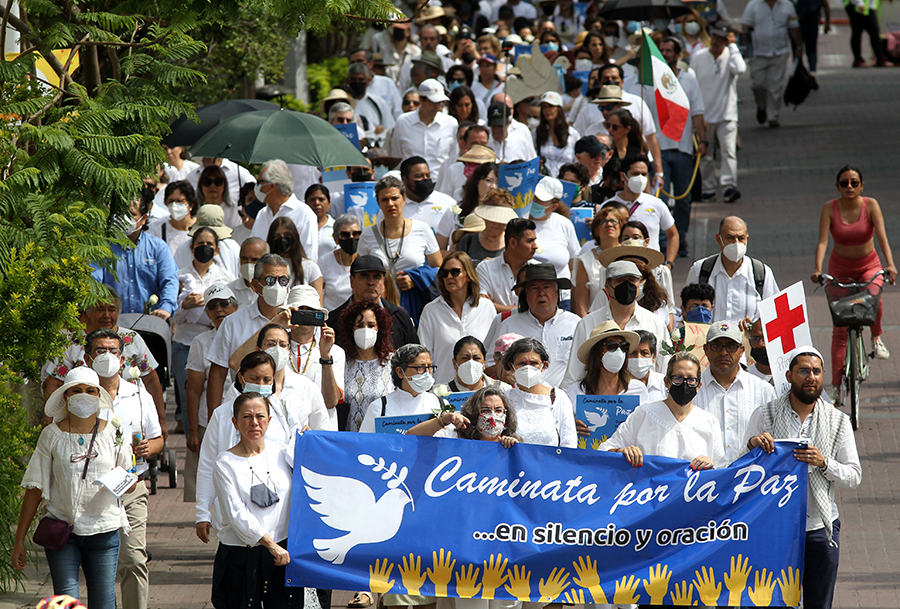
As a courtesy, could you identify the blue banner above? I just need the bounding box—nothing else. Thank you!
[375,414,433,435]
[287,432,807,606]
[575,394,639,449]
[570,70,591,96]
[334,122,361,150]
[344,182,379,227]
[499,158,541,218]
[569,205,593,247]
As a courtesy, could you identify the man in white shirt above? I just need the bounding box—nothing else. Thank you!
[349,48,402,119]
[476,217,539,312]
[485,263,581,388]
[185,158,255,215]
[745,347,861,609]
[562,261,671,389]
[227,237,269,309]
[695,321,776,464]
[250,159,318,260]
[472,54,505,109]
[374,21,421,86]
[685,216,779,324]
[491,0,537,20]
[741,0,803,127]
[486,102,537,163]
[397,156,455,233]
[436,125,493,201]
[574,134,614,190]
[389,79,458,184]
[347,63,394,148]
[746,318,774,384]
[692,25,746,203]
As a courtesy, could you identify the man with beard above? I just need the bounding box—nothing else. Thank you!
[745,347,861,609]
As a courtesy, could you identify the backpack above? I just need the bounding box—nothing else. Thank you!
[784,60,814,109]
[697,254,766,296]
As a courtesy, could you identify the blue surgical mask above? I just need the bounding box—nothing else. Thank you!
[243,382,274,398]
[373,165,389,180]
[673,23,682,35]
[684,306,713,324]
[546,41,559,52]
[530,200,548,219]
[626,21,642,34]
[448,80,463,92]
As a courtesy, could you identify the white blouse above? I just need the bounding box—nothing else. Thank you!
[318,249,353,311]
[213,441,293,547]
[418,296,498,385]
[357,219,439,273]
[22,423,132,536]
[360,389,441,434]
[505,385,577,448]
[173,262,235,346]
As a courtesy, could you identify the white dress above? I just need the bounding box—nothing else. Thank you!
[505,385,577,448]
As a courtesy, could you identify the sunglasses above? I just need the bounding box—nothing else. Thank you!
[332,117,353,124]
[602,340,630,353]
[263,275,290,287]
[708,341,741,354]
[597,103,618,112]
[339,230,363,239]
[205,300,232,311]
[200,177,225,187]
[440,267,464,279]
[403,100,421,107]
[838,179,860,188]
[603,122,623,132]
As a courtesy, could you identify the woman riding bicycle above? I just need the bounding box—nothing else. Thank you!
[811,165,897,400]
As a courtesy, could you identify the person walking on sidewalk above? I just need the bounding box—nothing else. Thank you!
[844,0,891,67]
[795,0,831,85]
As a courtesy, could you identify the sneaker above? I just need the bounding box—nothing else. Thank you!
[828,387,841,405]
[723,187,742,203]
[768,120,780,128]
[756,107,766,124]
[873,336,891,360]
[701,191,716,202]
[852,59,867,67]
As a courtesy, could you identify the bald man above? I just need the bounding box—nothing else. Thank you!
[685,216,779,324]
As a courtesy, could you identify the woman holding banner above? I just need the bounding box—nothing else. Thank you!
[408,386,520,447]
[600,352,724,469]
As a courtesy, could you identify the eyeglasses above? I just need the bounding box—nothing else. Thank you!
[449,78,466,85]
[794,367,823,377]
[479,407,506,415]
[166,197,188,205]
[599,218,620,226]
[669,375,700,387]
[839,179,861,188]
[597,104,618,112]
[262,340,290,349]
[602,340,630,353]
[403,100,421,107]
[263,275,290,287]
[708,341,741,354]
[339,230,363,239]
[92,347,121,355]
[407,364,437,374]
[205,300,232,311]
[603,122,623,132]
[440,267,464,279]
[332,117,353,124]
[200,177,225,187]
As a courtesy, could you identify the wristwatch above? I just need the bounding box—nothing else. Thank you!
[665,261,674,269]
[319,357,334,365]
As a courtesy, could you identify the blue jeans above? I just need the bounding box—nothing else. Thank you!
[798,19,821,71]
[804,518,841,609]
[45,529,120,609]
[172,340,190,428]
[661,149,694,255]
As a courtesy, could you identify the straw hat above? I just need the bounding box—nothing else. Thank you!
[416,5,446,22]
[452,213,486,243]
[590,85,632,106]
[597,238,665,269]
[576,320,641,364]
[44,367,115,419]
[458,144,497,164]
[319,88,356,113]
[189,205,233,239]
[473,205,519,225]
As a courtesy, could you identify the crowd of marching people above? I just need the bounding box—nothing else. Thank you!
[11,2,900,609]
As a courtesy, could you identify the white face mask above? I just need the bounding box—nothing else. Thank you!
[67,393,101,418]
[605,36,618,49]
[91,352,121,378]
[254,183,268,203]
[685,22,702,36]
[575,58,594,72]
[602,348,627,373]
[456,360,484,386]
[241,263,256,283]
[722,241,747,263]
[405,371,434,394]
[514,365,543,389]
[527,117,540,130]
[265,346,289,372]
[354,328,378,351]
[261,283,288,307]
[626,174,648,194]
[167,202,189,221]
[119,214,138,235]
[477,412,506,438]
[627,357,654,379]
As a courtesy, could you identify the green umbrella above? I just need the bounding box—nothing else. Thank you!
[188,109,368,168]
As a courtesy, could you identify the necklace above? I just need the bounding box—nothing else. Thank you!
[292,337,317,374]
[381,220,406,263]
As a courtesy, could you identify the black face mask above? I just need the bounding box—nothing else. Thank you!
[392,28,407,42]
[461,52,476,64]
[750,346,769,367]
[350,169,372,182]
[272,235,293,254]
[613,281,637,305]
[348,81,367,99]
[411,178,435,200]
[669,382,697,406]
[193,244,215,264]
[338,237,359,255]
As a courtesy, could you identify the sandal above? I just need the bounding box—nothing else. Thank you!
[348,592,373,608]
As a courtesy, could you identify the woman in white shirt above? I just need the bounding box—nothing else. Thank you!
[619,220,676,318]
[627,330,668,403]
[600,352,724,469]
[446,337,512,394]
[435,162,498,252]
[360,344,442,434]
[150,180,198,256]
[419,252,497,384]
[267,217,324,303]
[408,386,520,450]
[319,214,361,311]
[533,91,580,178]
[304,184,335,255]
[211,392,300,609]
[572,202,629,317]
[529,177,581,303]
[502,337,577,448]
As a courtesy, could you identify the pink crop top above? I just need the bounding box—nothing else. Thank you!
[831,197,874,247]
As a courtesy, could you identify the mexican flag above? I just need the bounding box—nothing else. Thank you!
[638,30,690,141]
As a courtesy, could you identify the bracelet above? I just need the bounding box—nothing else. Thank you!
[319,357,334,365]
[665,261,674,268]
[438,412,446,426]
[747,437,755,450]
[699,140,709,145]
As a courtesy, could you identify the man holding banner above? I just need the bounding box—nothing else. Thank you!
[746,346,861,609]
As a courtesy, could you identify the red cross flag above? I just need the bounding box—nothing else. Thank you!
[758,282,814,396]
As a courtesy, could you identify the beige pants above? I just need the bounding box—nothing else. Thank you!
[183,425,206,503]
[119,481,150,609]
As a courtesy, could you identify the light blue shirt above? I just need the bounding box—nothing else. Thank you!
[93,231,178,314]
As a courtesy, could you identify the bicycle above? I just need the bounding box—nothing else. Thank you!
[818,269,886,430]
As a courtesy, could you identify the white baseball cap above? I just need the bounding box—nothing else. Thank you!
[203,283,235,303]
[534,176,564,202]
[539,91,563,107]
[287,284,328,315]
[417,79,449,103]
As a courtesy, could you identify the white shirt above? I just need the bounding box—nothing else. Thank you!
[746,362,774,386]
[486,309,581,388]
[436,206,464,243]
[643,370,668,402]
[419,296,498,385]
[562,303,671,390]
[685,254,779,322]
[489,125,537,163]
[357,219,439,273]
[435,160,467,202]
[227,278,256,311]
[186,328,217,428]
[741,0,799,56]
[148,219,191,257]
[288,165,321,201]
[695,368,777,465]
[531,213,580,282]
[390,110,459,183]
[360,389,442,433]
[491,0,536,20]
[287,338,345,430]
[745,398,861,530]
[163,159,200,183]
[603,192,675,252]
[207,300,272,369]
[250,194,320,262]
[318,250,353,311]
[174,237,240,278]
[356,92,395,147]
[476,254,520,307]
[213,442,293,546]
[402,192,456,233]
[691,45,746,124]
[472,78,505,109]
[173,262,235,345]
[537,126,580,177]
[317,216,336,255]
[106,376,163,476]
[575,90,657,140]
[506,384,578,447]
[626,70,705,155]
[185,160,255,227]
[601,400,726,468]
[369,74,403,120]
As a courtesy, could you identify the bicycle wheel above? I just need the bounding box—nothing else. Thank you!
[847,329,860,431]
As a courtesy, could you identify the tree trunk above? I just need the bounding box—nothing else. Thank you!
[284,30,309,104]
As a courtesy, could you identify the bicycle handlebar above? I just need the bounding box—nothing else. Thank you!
[818,269,887,290]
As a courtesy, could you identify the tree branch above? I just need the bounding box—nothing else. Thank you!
[2,8,74,87]
[0,1,13,54]
[344,0,430,25]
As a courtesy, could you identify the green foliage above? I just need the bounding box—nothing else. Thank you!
[267,0,402,36]
[306,57,350,109]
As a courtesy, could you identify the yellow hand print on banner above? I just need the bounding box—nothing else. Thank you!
[671,580,697,605]
[455,564,482,598]
[481,553,508,599]
[591,438,602,450]
[693,566,721,605]
[504,565,532,601]
[614,575,641,604]
[563,588,586,604]
[643,563,672,605]
[369,558,395,594]
[399,554,426,595]
[427,549,456,597]
[571,555,608,604]
[778,567,802,607]
[724,554,752,606]
[578,437,587,449]
[539,567,571,602]
[748,569,775,606]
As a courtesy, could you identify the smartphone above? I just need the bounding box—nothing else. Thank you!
[291,309,326,327]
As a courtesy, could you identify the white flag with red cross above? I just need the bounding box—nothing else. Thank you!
[758,282,814,396]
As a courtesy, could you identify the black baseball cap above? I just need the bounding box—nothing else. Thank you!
[487,102,511,127]
[350,255,386,275]
[575,135,606,156]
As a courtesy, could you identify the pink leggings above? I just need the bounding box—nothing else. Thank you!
[828,249,884,387]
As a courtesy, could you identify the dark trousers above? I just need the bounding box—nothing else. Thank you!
[804,518,841,609]
[799,19,821,71]
[662,149,694,256]
[846,5,885,62]
[212,541,304,609]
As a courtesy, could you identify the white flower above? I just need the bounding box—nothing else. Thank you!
[535,245,544,254]
[128,366,141,380]
[451,205,462,215]
[433,384,451,397]
[148,294,159,306]
[111,416,122,428]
